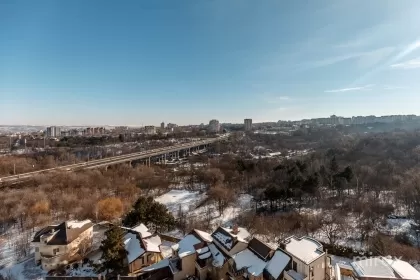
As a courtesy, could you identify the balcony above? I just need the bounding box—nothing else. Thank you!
[284,270,308,280]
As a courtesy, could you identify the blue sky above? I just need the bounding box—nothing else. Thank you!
[1,0,420,126]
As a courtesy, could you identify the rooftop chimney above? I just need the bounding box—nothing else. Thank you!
[232,224,239,235]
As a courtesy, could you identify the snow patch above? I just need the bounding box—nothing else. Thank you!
[232,249,267,276]
[67,220,91,229]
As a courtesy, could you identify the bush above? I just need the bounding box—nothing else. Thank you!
[96,197,124,221]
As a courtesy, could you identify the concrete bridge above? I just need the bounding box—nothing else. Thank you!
[0,135,227,185]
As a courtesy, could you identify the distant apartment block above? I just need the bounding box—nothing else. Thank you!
[161,122,165,130]
[244,119,253,131]
[167,123,178,129]
[144,126,156,135]
[208,119,220,133]
[46,126,61,138]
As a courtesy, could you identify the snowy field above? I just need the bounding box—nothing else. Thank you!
[155,189,207,216]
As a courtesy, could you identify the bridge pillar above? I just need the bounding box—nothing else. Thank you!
[148,157,151,167]
[177,150,179,158]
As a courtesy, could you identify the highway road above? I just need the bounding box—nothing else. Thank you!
[0,135,226,185]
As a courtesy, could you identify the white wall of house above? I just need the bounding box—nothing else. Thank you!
[287,255,326,280]
[34,227,93,271]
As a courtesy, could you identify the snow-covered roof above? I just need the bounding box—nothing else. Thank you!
[67,220,92,229]
[232,249,267,276]
[124,233,145,263]
[194,229,213,242]
[208,244,225,267]
[172,234,201,258]
[383,258,420,279]
[131,223,152,238]
[143,235,162,253]
[212,226,250,251]
[283,236,324,264]
[265,251,291,279]
[141,258,170,272]
[196,246,209,254]
[198,251,212,259]
[222,227,250,242]
[351,257,397,278]
[213,231,233,249]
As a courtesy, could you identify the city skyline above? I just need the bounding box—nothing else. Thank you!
[2,0,420,125]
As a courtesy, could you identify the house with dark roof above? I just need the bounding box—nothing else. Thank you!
[32,220,93,271]
[122,224,164,274]
[211,225,251,257]
[138,227,292,280]
[139,229,226,280]
[228,237,291,280]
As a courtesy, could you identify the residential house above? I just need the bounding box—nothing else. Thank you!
[139,226,293,280]
[139,228,226,280]
[228,237,291,280]
[335,256,420,280]
[32,220,94,271]
[211,225,251,257]
[122,224,164,274]
[280,236,332,280]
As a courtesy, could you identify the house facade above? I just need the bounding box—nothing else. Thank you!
[122,224,164,274]
[139,226,295,280]
[32,220,94,271]
[280,236,332,280]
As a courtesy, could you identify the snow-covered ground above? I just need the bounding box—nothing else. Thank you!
[0,224,107,280]
[155,189,207,217]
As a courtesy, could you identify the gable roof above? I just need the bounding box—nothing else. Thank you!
[264,250,291,279]
[211,226,250,252]
[248,238,272,261]
[171,234,202,258]
[383,258,420,280]
[231,248,290,278]
[124,232,146,264]
[123,226,162,264]
[351,257,398,278]
[32,220,93,245]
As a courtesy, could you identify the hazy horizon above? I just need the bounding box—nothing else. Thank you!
[2,0,420,125]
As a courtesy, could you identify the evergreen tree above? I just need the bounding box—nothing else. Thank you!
[97,226,127,275]
[122,196,176,231]
[329,156,339,174]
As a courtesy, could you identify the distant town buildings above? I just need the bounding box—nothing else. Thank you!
[160,122,165,130]
[144,125,156,135]
[167,123,177,129]
[208,119,220,133]
[46,126,61,138]
[286,114,419,126]
[244,118,252,131]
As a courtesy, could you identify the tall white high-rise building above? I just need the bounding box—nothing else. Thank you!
[208,119,220,133]
[46,126,61,137]
[244,119,252,131]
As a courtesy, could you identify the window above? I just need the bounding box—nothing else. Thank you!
[53,248,59,255]
[292,261,297,271]
[311,267,314,277]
